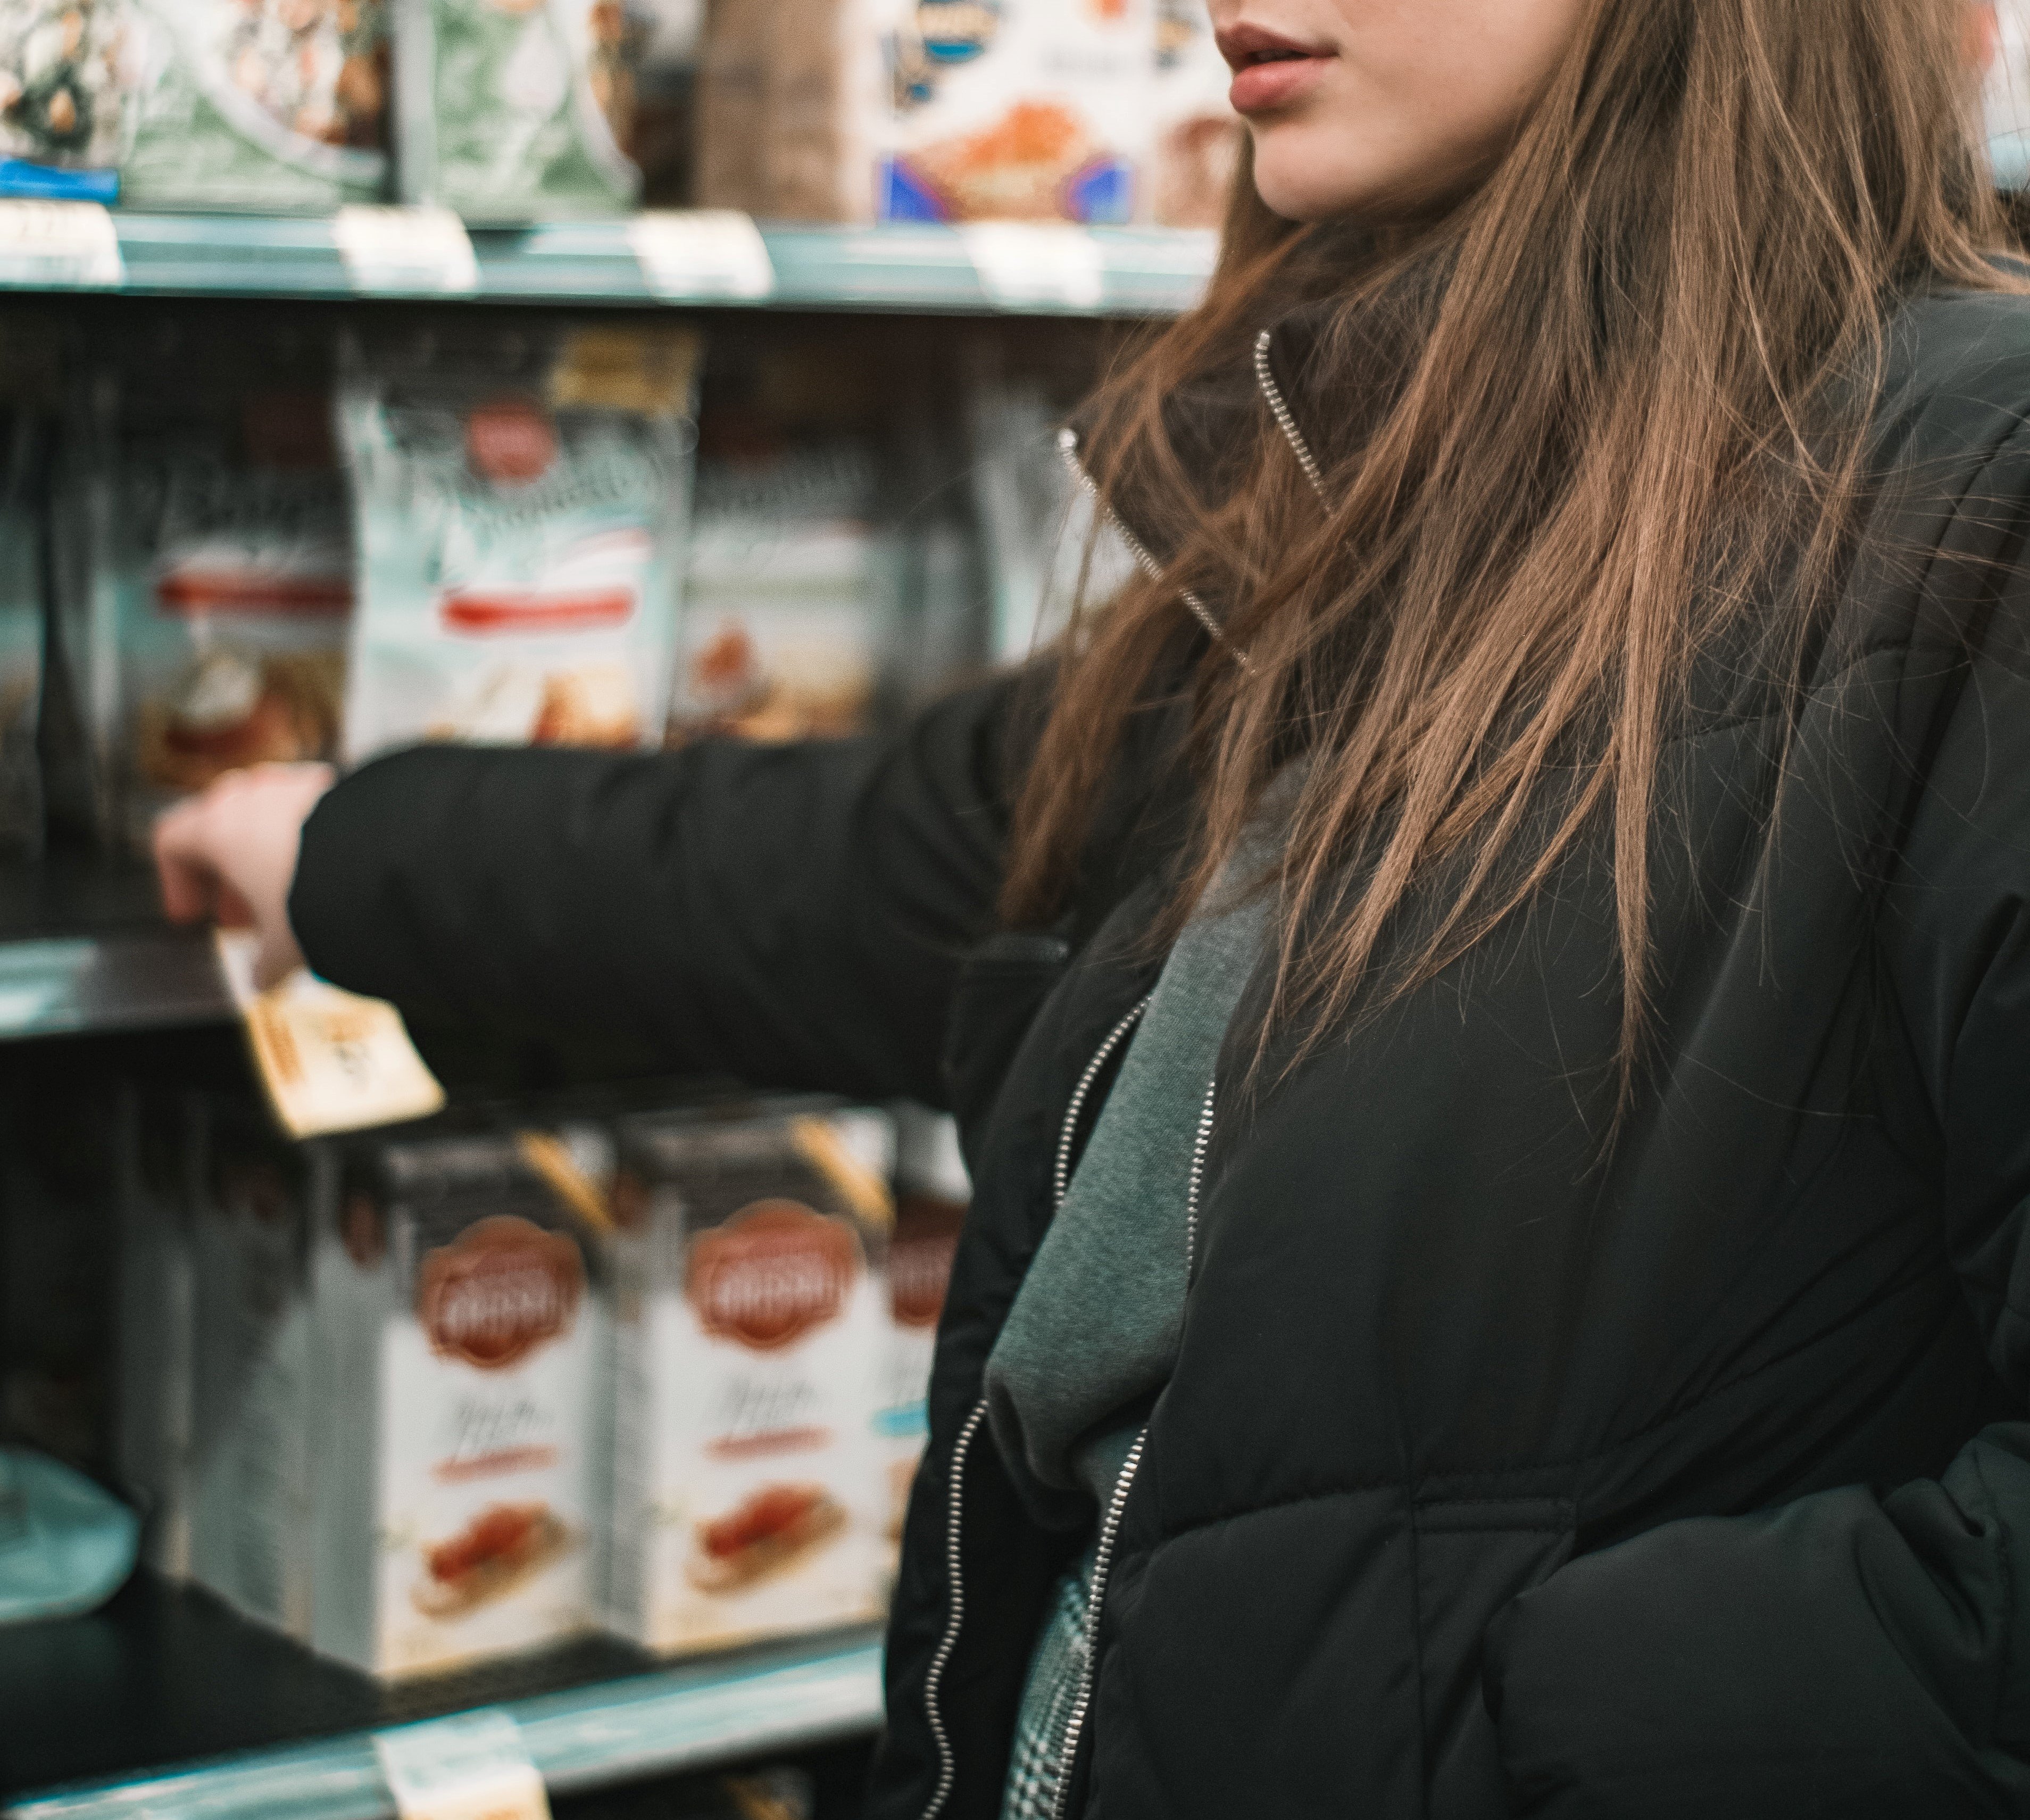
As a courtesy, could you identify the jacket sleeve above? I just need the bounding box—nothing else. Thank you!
[289,670,1033,1107]
[1480,558,2030,1815]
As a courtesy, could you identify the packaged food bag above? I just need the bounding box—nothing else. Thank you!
[110,390,353,852]
[605,1104,893,1655]
[119,0,389,211]
[113,1088,203,1580]
[310,1123,611,1677]
[879,0,1155,224]
[187,1097,327,1637]
[672,440,899,742]
[0,0,138,175]
[338,326,700,761]
[874,1105,964,1565]
[0,411,41,856]
[1146,0,1235,227]
[394,0,639,221]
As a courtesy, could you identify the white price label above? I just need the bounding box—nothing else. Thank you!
[333,205,479,295]
[627,210,775,300]
[0,200,121,288]
[375,1711,550,1820]
[960,223,1106,311]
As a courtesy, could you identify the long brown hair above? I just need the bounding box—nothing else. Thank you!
[1004,0,2018,1100]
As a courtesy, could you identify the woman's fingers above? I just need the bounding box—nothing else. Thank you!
[152,794,223,925]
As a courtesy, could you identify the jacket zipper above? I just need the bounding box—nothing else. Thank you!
[1252,328,1327,503]
[1049,1072,1219,1820]
[918,995,1156,1820]
[1055,429,1249,670]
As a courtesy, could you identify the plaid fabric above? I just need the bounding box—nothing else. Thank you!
[1001,1564,1094,1820]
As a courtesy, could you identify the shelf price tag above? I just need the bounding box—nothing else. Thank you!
[627,209,774,300]
[0,200,121,288]
[334,204,480,295]
[214,929,446,1140]
[375,1710,551,1820]
[959,222,1106,312]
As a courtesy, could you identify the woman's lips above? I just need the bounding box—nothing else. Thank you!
[1216,23,1333,117]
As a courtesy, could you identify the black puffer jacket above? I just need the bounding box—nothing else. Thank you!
[294,288,2030,1819]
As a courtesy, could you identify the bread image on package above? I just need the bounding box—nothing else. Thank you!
[606,1106,894,1655]
[310,1126,609,1677]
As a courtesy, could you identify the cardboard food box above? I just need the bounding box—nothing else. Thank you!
[310,1125,610,1677]
[605,1104,894,1655]
[188,1098,327,1637]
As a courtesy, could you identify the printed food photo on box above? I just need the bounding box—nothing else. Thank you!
[338,325,700,761]
[310,1123,612,1678]
[606,1104,894,1656]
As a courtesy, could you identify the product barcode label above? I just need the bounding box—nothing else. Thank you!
[0,200,121,288]
[214,929,446,1140]
[959,222,1107,311]
[375,1711,551,1820]
[333,205,480,296]
[627,210,775,301]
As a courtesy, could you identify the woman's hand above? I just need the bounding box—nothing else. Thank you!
[153,762,336,990]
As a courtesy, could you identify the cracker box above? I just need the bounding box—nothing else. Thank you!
[188,1098,327,1636]
[878,0,1157,225]
[606,1106,894,1654]
[310,1126,610,1677]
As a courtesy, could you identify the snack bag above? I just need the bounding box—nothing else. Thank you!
[672,441,898,742]
[605,1104,893,1655]
[394,0,639,221]
[119,0,389,211]
[114,1088,204,1580]
[0,411,40,855]
[879,0,1155,224]
[111,393,353,852]
[1146,0,1236,227]
[0,0,138,174]
[187,1097,327,1637]
[338,326,699,761]
[310,1123,610,1677]
[873,1105,964,1568]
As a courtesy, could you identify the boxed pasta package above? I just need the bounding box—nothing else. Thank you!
[0,0,136,177]
[120,0,388,211]
[879,0,1156,224]
[310,1123,611,1678]
[111,389,353,851]
[605,1104,894,1655]
[393,0,639,221]
[187,1098,328,1637]
[338,325,699,762]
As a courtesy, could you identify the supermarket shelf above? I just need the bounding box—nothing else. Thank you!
[0,862,230,1038]
[15,212,1217,314]
[1,1573,884,1820]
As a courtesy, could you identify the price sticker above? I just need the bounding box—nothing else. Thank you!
[627,209,775,301]
[374,1711,550,1820]
[959,222,1106,312]
[0,200,121,288]
[214,929,446,1140]
[334,204,479,295]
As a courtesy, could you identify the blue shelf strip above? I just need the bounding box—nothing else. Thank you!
[0,211,1216,314]
[5,1632,885,1820]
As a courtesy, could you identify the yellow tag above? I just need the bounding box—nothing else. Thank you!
[214,929,446,1140]
[374,1712,550,1820]
[791,1115,895,1234]
[514,1130,617,1235]
[549,324,703,417]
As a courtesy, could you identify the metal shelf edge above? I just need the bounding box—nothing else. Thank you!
[3,1635,885,1820]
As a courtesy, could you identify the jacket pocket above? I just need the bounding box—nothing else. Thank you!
[1415,1494,1576,1820]
[940,929,1072,1134]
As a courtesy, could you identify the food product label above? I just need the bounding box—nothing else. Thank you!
[627,210,775,301]
[375,1710,551,1820]
[689,1200,858,1352]
[334,204,480,294]
[960,220,1105,310]
[0,200,121,287]
[214,929,447,1139]
[420,1216,584,1370]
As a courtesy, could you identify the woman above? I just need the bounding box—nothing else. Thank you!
[159,1,2030,1814]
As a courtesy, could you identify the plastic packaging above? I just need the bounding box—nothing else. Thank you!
[338,325,700,762]
[0,0,137,177]
[0,1447,139,1626]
